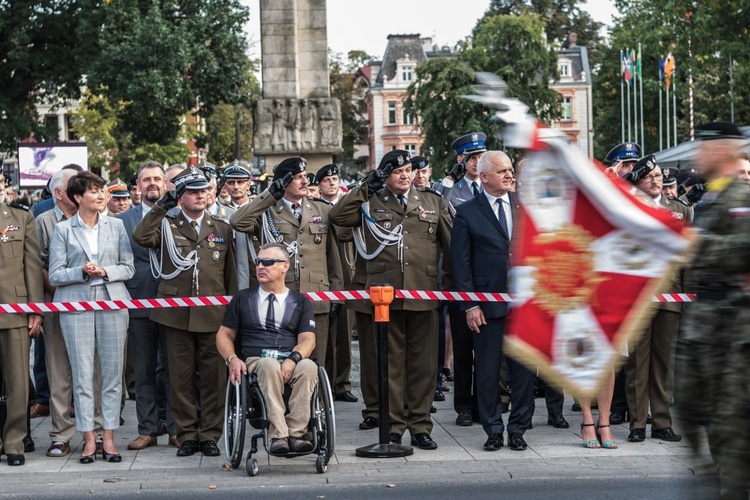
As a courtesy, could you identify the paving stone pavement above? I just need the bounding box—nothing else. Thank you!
[3,341,715,495]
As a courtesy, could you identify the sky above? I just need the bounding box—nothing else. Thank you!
[243,0,616,62]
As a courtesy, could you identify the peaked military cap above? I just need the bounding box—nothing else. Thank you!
[222,161,251,179]
[198,161,218,180]
[273,157,306,182]
[695,121,744,141]
[410,155,430,170]
[451,132,487,156]
[605,142,642,163]
[315,164,339,183]
[173,168,210,197]
[378,149,411,171]
[662,167,679,186]
[107,179,130,198]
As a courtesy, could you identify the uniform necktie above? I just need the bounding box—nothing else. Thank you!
[396,194,406,209]
[190,220,199,234]
[291,203,301,221]
[472,182,480,197]
[266,294,276,331]
[496,199,509,238]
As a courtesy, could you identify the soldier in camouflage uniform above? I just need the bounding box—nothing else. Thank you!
[676,122,750,499]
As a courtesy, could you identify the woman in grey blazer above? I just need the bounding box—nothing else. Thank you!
[49,171,135,464]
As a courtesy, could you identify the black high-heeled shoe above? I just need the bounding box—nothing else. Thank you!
[79,452,96,464]
[101,449,122,463]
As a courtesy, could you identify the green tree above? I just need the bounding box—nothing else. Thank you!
[404,57,501,173]
[330,50,373,165]
[70,90,122,172]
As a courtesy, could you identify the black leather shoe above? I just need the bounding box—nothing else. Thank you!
[508,433,527,451]
[443,368,454,381]
[483,433,503,451]
[389,433,402,445]
[23,434,35,453]
[335,391,358,403]
[456,410,473,426]
[610,411,629,425]
[410,433,437,450]
[430,405,437,414]
[571,402,581,412]
[547,412,570,429]
[434,390,445,402]
[359,416,378,430]
[628,428,646,442]
[200,440,221,456]
[651,427,682,442]
[6,454,24,466]
[438,383,450,392]
[176,440,200,457]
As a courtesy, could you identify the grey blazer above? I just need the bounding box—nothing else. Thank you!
[49,214,135,305]
[117,204,161,318]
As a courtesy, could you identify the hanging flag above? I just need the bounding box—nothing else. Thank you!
[629,49,639,79]
[634,46,642,80]
[621,50,632,85]
[664,51,676,89]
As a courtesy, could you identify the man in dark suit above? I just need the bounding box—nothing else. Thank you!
[118,161,178,451]
[450,151,533,452]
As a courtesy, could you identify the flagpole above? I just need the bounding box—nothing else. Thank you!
[627,48,632,142]
[639,43,645,151]
[621,49,625,142]
[633,49,638,146]
[673,77,678,145]
[659,84,663,150]
[689,41,695,140]
[666,84,671,149]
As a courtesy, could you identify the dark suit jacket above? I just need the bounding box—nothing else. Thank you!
[450,191,517,318]
[118,204,161,318]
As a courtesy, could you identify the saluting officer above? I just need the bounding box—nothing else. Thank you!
[433,132,488,217]
[676,122,750,499]
[132,168,238,458]
[329,149,452,450]
[0,190,44,466]
[230,157,343,380]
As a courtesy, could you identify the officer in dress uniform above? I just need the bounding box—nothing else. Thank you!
[132,168,238,458]
[107,179,132,215]
[433,132,487,217]
[0,188,44,466]
[676,122,750,499]
[222,161,253,209]
[623,155,690,444]
[329,149,453,449]
[230,157,343,382]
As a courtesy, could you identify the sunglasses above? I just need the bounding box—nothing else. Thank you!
[254,258,288,267]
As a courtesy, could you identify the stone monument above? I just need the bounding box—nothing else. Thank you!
[254,0,343,171]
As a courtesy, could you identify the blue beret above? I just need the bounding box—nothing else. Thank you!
[451,132,487,156]
[605,142,642,163]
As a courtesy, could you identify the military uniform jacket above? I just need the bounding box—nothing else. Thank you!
[432,177,481,218]
[658,195,692,313]
[132,205,238,332]
[230,189,344,315]
[328,184,453,312]
[208,201,255,289]
[684,179,750,309]
[0,203,44,329]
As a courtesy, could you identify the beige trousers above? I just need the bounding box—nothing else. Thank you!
[246,357,318,440]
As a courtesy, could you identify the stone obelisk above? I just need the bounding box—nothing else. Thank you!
[254,0,343,171]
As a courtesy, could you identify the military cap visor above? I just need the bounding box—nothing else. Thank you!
[315,164,339,183]
[695,121,744,141]
[222,164,251,179]
[452,132,488,156]
[107,180,130,198]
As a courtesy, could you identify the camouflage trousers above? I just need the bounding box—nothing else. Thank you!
[675,301,750,498]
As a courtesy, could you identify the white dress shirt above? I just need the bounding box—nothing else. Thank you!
[258,287,290,330]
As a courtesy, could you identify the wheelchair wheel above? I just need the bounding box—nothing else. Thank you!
[315,454,327,474]
[317,365,336,464]
[223,376,247,469]
[246,457,259,477]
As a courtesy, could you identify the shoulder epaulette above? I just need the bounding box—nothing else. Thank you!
[417,186,442,196]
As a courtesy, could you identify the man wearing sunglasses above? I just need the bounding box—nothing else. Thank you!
[216,242,318,454]
[231,157,343,386]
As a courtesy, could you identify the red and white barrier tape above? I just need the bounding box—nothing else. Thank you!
[0,290,697,314]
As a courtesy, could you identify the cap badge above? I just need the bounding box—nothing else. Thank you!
[397,155,404,166]
[472,133,479,142]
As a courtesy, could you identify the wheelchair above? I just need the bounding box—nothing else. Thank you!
[223,364,336,476]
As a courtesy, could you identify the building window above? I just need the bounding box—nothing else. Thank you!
[65,114,78,140]
[559,63,570,77]
[45,114,59,138]
[401,66,413,82]
[404,144,417,155]
[561,97,572,121]
[387,101,397,124]
[402,108,415,125]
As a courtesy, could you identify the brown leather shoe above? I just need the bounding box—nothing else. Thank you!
[168,435,180,448]
[46,441,71,457]
[127,435,157,450]
[29,404,50,418]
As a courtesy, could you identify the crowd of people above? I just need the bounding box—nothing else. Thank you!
[0,124,748,498]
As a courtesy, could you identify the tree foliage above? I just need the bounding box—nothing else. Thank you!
[330,50,373,165]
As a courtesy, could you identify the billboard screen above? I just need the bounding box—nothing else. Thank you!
[17,142,88,188]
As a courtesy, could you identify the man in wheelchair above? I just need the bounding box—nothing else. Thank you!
[216,242,318,455]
